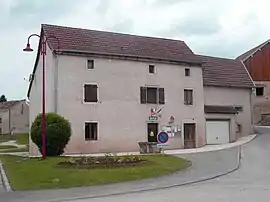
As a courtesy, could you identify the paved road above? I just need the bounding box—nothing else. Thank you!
[0,134,266,202]
[73,134,269,202]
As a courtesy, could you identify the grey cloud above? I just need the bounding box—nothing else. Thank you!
[2,0,83,30]
[110,18,135,33]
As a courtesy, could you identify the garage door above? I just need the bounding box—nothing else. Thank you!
[206,120,230,144]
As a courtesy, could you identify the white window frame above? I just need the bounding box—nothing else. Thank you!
[148,64,156,74]
[84,121,99,141]
[184,68,191,77]
[86,59,95,70]
[83,83,99,104]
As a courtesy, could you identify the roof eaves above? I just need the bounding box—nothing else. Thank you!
[240,39,270,62]
[57,49,203,67]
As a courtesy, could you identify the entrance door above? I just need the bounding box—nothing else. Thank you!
[147,123,158,142]
[184,123,196,149]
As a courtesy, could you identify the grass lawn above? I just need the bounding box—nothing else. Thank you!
[0,154,190,191]
[0,133,29,145]
[0,145,18,150]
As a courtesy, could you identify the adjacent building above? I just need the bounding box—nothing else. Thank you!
[28,24,254,155]
[0,100,29,135]
[237,40,270,123]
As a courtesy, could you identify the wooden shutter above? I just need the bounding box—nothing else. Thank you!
[140,87,147,104]
[158,88,165,104]
[84,84,98,102]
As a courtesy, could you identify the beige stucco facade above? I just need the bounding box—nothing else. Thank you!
[0,101,29,135]
[28,46,253,155]
[204,86,253,140]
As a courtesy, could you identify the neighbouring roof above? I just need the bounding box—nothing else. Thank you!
[204,105,238,114]
[236,39,270,62]
[198,55,255,88]
[0,100,24,110]
[42,24,202,65]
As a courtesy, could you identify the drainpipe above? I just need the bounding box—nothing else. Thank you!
[53,53,59,113]
[249,88,254,133]
[8,108,11,135]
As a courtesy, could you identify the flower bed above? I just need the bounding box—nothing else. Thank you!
[57,154,147,169]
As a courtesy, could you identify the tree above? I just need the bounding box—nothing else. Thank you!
[0,95,7,102]
[31,113,72,156]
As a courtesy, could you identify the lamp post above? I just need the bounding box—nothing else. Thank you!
[23,34,60,159]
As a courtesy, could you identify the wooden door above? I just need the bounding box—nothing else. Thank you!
[184,123,196,149]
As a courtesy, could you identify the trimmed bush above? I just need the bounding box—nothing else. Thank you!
[31,113,71,156]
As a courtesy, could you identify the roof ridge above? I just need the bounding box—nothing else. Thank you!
[41,23,185,43]
[197,54,236,61]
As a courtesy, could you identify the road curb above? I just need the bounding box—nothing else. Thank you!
[50,146,242,202]
[0,160,12,192]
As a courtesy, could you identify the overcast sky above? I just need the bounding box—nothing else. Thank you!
[1,0,270,100]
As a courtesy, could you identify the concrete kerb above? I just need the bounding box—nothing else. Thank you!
[0,160,12,192]
[45,146,242,202]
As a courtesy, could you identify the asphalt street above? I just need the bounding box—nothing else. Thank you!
[0,134,267,202]
[72,134,270,202]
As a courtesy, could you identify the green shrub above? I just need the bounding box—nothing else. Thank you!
[30,113,71,156]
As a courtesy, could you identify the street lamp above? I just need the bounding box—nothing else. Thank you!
[23,33,60,159]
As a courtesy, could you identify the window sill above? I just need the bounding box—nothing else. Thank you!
[83,101,99,104]
[85,139,98,141]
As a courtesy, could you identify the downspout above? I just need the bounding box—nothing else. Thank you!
[8,108,11,135]
[53,52,59,113]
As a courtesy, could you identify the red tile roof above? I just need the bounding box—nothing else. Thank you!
[42,24,202,65]
[27,24,254,97]
[198,55,254,88]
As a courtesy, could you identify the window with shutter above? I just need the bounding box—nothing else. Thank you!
[158,88,165,104]
[84,84,98,102]
[147,87,157,104]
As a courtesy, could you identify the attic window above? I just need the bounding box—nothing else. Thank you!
[256,87,264,96]
[87,60,94,69]
[149,65,155,74]
[185,68,190,76]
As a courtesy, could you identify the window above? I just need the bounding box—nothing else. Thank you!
[140,87,165,104]
[184,89,193,105]
[256,87,264,96]
[235,106,243,112]
[149,65,155,74]
[0,118,2,123]
[85,122,98,140]
[147,88,157,104]
[84,84,98,102]
[87,60,94,69]
[185,68,190,76]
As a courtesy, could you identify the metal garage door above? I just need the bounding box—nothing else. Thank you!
[206,120,230,144]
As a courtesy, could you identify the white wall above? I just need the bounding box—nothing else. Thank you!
[204,86,253,138]
[56,55,206,154]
